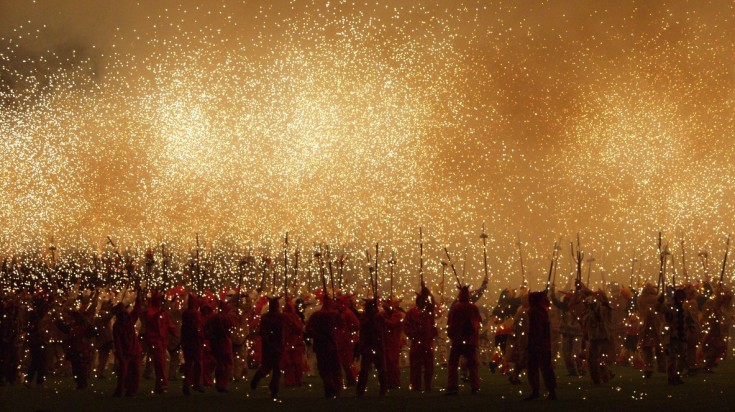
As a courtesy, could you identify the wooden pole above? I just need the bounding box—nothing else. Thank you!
[586,256,595,288]
[419,227,424,287]
[630,257,637,288]
[516,231,526,285]
[316,248,327,295]
[681,241,688,284]
[291,249,300,296]
[327,245,335,299]
[374,243,380,297]
[283,232,289,299]
[719,235,730,285]
[366,249,375,299]
[480,224,489,282]
[461,247,468,279]
[389,250,396,297]
[443,247,462,287]
[196,234,202,293]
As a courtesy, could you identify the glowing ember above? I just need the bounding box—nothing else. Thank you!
[1,1,733,294]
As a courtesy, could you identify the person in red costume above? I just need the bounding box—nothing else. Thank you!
[250,297,285,399]
[25,291,53,387]
[524,290,557,400]
[404,286,437,392]
[200,299,216,386]
[55,298,98,391]
[112,293,143,397]
[143,290,179,394]
[282,299,306,386]
[181,294,205,395]
[356,298,387,397]
[246,296,269,370]
[306,295,343,398]
[336,294,360,386]
[446,285,481,395]
[206,300,235,393]
[379,296,404,389]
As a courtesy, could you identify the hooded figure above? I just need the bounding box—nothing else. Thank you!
[94,297,116,379]
[700,285,733,373]
[25,291,53,387]
[662,289,696,384]
[181,294,205,395]
[379,296,404,389]
[335,294,360,386]
[356,298,387,397]
[281,299,306,386]
[636,283,665,377]
[112,294,143,397]
[143,290,179,393]
[404,286,438,391]
[1,296,24,386]
[56,306,97,390]
[582,292,614,386]
[250,297,285,399]
[246,295,269,369]
[445,286,481,395]
[306,295,344,398]
[206,300,235,392]
[525,291,557,400]
[549,285,583,376]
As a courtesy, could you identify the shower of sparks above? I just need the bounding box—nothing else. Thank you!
[1,0,734,297]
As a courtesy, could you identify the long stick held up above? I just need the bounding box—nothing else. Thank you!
[681,241,688,283]
[389,250,396,297]
[546,241,559,292]
[443,247,462,287]
[327,246,335,299]
[516,231,526,284]
[374,243,380,297]
[196,234,202,293]
[419,227,424,287]
[480,224,489,282]
[283,232,289,299]
[720,234,731,285]
[657,232,665,295]
[366,249,375,299]
[316,247,327,295]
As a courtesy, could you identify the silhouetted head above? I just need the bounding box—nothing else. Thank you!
[268,296,281,313]
[284,299,296,313]
[363,298,378,315]
[322,295,336,310]
[149,290,163,308]
[458,285,470,303]
[113,302,127,317]
[529,291,549,308]
[187,294,200,310]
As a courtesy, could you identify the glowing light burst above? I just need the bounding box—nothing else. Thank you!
[1,1,734,294]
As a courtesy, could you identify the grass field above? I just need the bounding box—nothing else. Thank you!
[2,360,734,412]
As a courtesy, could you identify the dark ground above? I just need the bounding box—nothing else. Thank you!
[2,360,733,412]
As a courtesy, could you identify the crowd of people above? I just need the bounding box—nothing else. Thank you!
[0,261,732,402]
